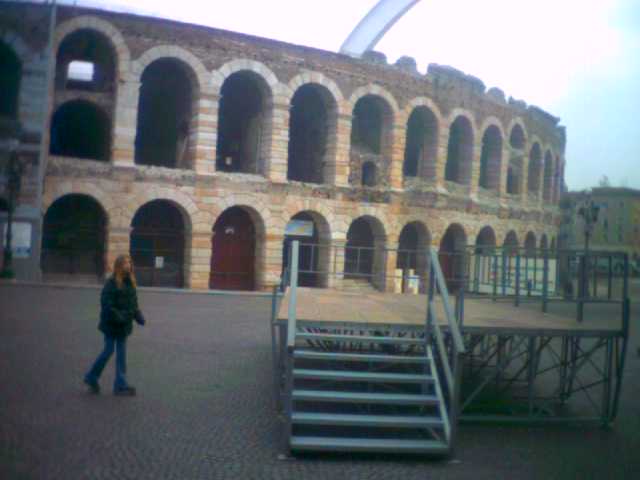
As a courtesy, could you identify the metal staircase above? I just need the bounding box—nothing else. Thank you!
[272,242,466,456]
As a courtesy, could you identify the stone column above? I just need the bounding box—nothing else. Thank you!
[331,112,352,187]
[260,232,285,290]
[105,226,131,275]
[191,91,218,175]
[185,230,212,290]
[327,237,346,290]
[388,123,406,190]
[264,100,289,183]
[521,142,530,206]
[383,242,399,293]
[498,145,510,197]
[112,80,140,167]
[434,127,449,190]
[468,145,482,198]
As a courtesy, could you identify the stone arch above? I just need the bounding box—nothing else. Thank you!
[55,16,131,81]
[44,184,114,224]
[124,189,197,234]
[445,112,476,185]
[286,71,345,112]
[133,45,207,93]
[503,230,519,251]
[41,193,109,279]
[285,201,336,237]
[478,116,507,141]
[213,195,272,237]
[524,231,537,254]
[478,122,504,191]
[211,58,279,95]
[506,118,528,147]
[403,101,440,180]
[527,140,543,195]
[348,84,400,117]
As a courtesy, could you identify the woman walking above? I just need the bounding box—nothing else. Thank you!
[84,254,145,396]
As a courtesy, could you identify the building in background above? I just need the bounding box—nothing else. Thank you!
[560,187,640,273]
[0,1,565,290]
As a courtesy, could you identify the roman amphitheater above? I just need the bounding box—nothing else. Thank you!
[0,2,565,290]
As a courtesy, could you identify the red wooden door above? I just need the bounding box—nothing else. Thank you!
[210,209,255,290]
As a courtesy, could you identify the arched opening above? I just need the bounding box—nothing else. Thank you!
[135,58,194,169]
[540,234,549,251]
[282,211,330,288]
[475,226,496,254]
[344,216,386,289]
[439,224,467,291]
[509,124,525,150]
[55,29,116,92]
[403,106,438,179]
[362,161,377,187]
[350,95,392,187]
[41,194,106,279]
[0,198,8,212]
[287,84,335,183]
[130,200,186,288]
[49,100,111,161]
[503,230,519,254]
[528,143,542,195]
[217,71,270,174]
[524,231,537,255]
[397,222,431,293]
[210,207,258,291]
[445,116,473,185]
[543,151,553,202]
[0,41,21,118]
[479,125,502,191]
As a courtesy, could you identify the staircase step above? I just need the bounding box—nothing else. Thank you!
[297,333,423,345]
[292,389,439,405]
[294,350,430,364]
[290,436,449,453]
[293,369,434,384]
[291,412,444,428]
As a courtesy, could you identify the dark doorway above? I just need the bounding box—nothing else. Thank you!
[210,207,256,290]
[445,116,473,184]
[135,59,193,168]
[479,126,502,190]
[41,194,106,278]
[403,107,437,179]
[50,100,111,160]
[216,71,267,173]
[439,224,467,291]
[475,226,496,254]
[130,200,185,288]
[282,212,321,287]
[362,162,377,187]
[0,41,21,118]
[287,84,330,183]
[524,232,537,255]
[528,143,542,194]
[351,95,385,154]
[345,217,376,278]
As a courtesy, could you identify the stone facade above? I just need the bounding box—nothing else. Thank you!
[0,3,565,290]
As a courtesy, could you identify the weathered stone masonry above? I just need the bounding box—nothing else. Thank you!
[1,3,565,290]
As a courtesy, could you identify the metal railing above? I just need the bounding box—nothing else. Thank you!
[425,248,466,447]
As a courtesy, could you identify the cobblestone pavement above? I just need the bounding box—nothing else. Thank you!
[1,284,639,480]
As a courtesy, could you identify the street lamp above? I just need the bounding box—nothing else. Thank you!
[576,195,600,314]
[1,140,24,279]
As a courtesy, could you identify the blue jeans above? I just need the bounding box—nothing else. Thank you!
[85,335,128,391]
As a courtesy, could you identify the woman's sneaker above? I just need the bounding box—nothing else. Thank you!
[114,386,136,396]
[83,379,100,394]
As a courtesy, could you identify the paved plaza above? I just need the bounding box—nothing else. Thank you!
[1,283,639,479]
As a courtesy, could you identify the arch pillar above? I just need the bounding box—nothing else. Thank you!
[383,241,399,292]
[192,91,219,175]
[389,123,406,190]
[185,230,212,290]
[265,100,289,183]
[434,127,449,190]
[469,144,482,197]
[262,231,285,290]
[105,226,131,275]
[112,79,140,167]
[331,113,352,187]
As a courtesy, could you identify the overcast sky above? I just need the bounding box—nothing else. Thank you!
[46,0,640,191]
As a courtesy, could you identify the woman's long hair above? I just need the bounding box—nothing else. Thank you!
[113,254,137,289]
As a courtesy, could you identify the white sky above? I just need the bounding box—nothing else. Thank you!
[46,0,640,190]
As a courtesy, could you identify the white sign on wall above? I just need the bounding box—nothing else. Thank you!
[285,220,314,237]
[3,222,32,258]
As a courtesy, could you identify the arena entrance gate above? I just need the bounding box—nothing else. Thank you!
[210,207,256,291]
[130,200,185,288]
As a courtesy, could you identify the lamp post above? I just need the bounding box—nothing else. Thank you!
[1,141,23,279]
[576,195,600,319]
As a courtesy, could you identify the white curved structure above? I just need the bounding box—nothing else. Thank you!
[340,0,421,57]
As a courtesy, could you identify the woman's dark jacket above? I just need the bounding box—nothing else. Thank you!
[99,276,139,338]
